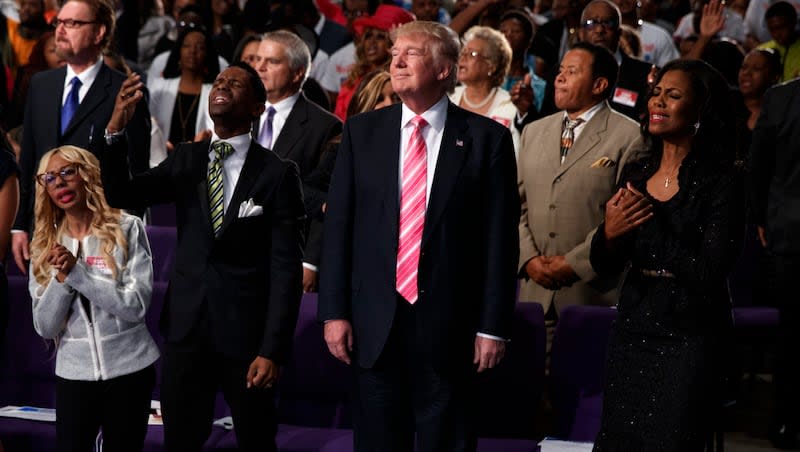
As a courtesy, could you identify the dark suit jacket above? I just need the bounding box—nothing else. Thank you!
[318,101,520,371]
[253,94,342,267]
[100,138,306,363]
[318,18,352,56]
[14,63,151,232]
[749,78,800,255]
[610,54,653,122]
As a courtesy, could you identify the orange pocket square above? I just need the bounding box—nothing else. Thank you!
[590,157,616,168]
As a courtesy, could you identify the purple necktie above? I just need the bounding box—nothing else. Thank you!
[258,106,276,149]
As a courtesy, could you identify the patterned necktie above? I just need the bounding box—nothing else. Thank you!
[61,77,82,135]
[560,117,584,164]
[208,140,234,236]
[258,106,276,149]
[396,116,428,304]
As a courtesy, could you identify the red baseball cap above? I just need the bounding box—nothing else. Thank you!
[352,5,416,38]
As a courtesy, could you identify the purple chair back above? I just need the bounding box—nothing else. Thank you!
[276,293,353,428]
[549,305,617,442]
[0,276,57,407]
[145,225,177,282]
[475,301,546,439]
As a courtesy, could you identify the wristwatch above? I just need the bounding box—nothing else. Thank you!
[104,128,125,145]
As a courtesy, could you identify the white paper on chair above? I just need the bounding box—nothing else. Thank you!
[213,416,234,430]
[0,405,56,422]
[148,400,163,425]
[538,438,594,452]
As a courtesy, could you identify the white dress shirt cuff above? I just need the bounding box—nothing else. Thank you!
[302,262,318,272]
[477,332,509,342]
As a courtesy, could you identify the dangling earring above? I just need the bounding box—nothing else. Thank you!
[692,121,700,136]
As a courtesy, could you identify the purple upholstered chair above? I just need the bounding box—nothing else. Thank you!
[148,203,177,227]
[0,275,58,450]
[145,225,177,282]
[549,305,618,442]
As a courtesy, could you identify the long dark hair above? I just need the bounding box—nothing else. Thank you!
[641,59,736,166]
[163,26,220,83]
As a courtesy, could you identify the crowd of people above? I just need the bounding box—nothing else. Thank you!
[0,0,799,451]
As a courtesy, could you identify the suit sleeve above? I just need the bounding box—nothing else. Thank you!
[480,126,521,338]
[259,162,305,362]
[125,88,152,176]
[13,84,37,232]
[517,125,540,276]
[748,86,779,227]
[318,121,355,322]
[100,136,180,210]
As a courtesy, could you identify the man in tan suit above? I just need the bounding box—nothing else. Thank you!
[518,42,646,326]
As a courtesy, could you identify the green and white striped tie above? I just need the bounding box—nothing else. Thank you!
[208,140,234,236]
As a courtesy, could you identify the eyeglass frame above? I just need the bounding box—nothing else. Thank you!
[460,49,489,60]
[36,165,80,188]
[52,18,97,29]
[580,18,620,31]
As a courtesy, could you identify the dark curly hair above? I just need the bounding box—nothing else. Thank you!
[163,25,220,83]
[641,59,736,166]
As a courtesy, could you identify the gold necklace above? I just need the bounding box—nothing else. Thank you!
[177,92,200,141]
[662,165,680,188]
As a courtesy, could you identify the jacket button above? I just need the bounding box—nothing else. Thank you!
[549,232,556,238]
[549,204,556,210]
[554,177,561,183]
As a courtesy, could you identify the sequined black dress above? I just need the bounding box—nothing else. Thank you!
[591,151,745,452]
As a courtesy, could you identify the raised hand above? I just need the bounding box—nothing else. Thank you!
[107,72,144,134]
[700,0,726,39]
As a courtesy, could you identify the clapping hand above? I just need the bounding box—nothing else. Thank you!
[510,73,533,116]
[48,243,76,283]
[603,182,653,242]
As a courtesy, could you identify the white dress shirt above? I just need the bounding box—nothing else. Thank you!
[259,92,300,147]
[208,132,251,215]
[398,96,506,342]
[563,100,604,143]
[63,56,104,106]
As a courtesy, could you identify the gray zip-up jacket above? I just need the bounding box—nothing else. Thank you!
[30,213,160,381]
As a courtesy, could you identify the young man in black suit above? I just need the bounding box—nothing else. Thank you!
[319,21,520,451]
[100,62,305,452]
[254,29,342,293]
[11,0,150,274]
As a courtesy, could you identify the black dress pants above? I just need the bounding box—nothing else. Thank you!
[160,316,277,452]
[354,297,476,452]
[56,364,155,452]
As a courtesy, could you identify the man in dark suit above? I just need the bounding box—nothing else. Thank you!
[10,0,150,274]
[254,29,342,292]
[749,77,800,449]
[100,62,305,451]
[319,21,520,451]
[578,0,653,121]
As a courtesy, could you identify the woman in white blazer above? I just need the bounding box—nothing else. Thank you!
[148,25,219,152]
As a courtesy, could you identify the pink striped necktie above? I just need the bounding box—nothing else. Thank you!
[396,115,428,304]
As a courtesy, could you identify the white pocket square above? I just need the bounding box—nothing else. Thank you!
[237,198,263,218]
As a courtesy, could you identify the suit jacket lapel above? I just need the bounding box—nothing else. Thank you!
[271,95,306,158]
[63,64,111,137]
[381,105,402,250]
[421,102,469,248]
[544,114,564,174]
[557,102,609,177]
[193,141,214,238]
[218,141,266,235]
[50,68,68,142]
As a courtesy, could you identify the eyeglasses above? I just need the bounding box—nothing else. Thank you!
[460,49,487,60]
[53,18,97,29]
[177,20,205,31]
[580,18,619,31]
[36,166,79,187]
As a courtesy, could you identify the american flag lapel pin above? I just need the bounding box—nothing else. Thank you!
[455,139,463,147]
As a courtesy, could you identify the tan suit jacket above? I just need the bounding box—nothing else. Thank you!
[518,101,647,314]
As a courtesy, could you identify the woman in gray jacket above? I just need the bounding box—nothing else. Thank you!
[29,145,159,452]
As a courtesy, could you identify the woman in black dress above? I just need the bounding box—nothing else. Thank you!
[591,59,745,451]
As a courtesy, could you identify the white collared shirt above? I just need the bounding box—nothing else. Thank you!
[563,100,604,143]
[62,56,104,106]
[208,132,252,214]
[314,15,325,36]
[398,95,448,203]
[259,92,300,148]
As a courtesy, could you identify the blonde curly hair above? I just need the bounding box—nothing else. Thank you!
[30,146,127,286]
